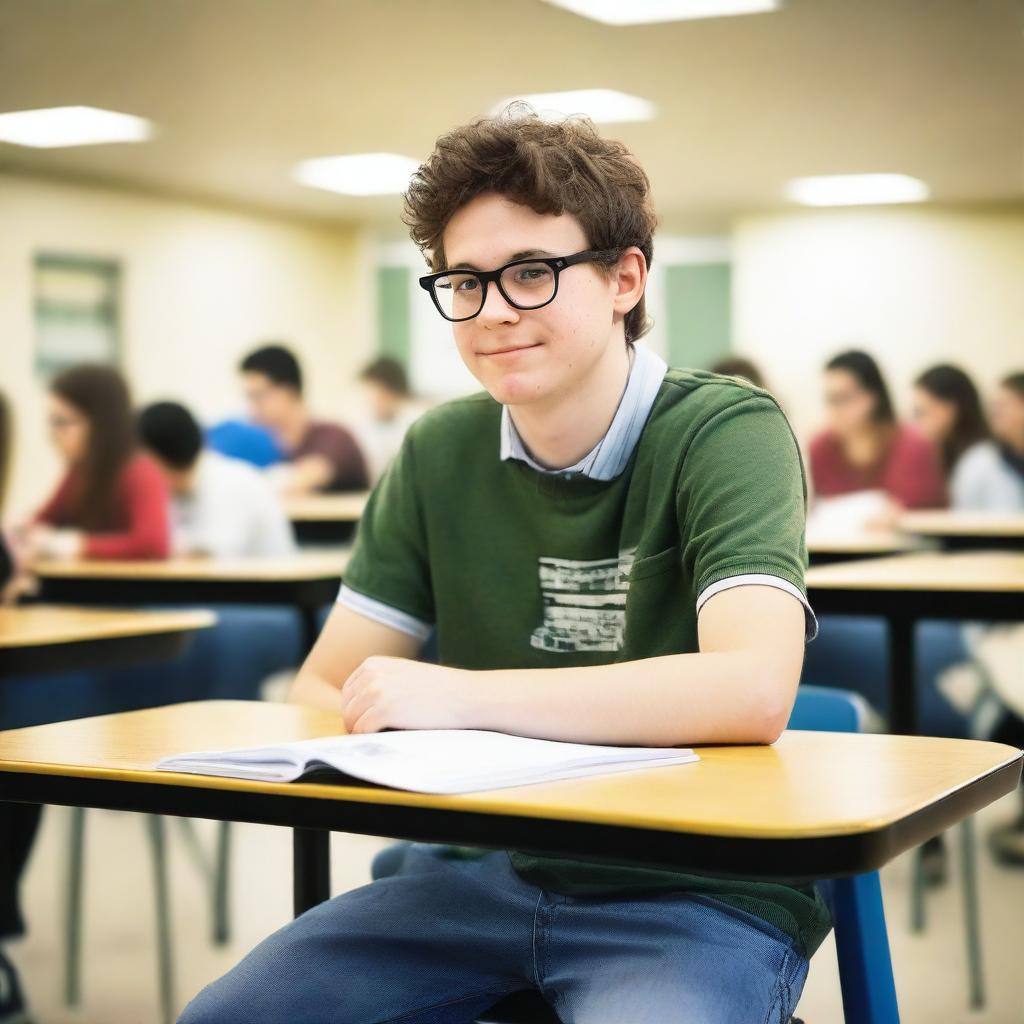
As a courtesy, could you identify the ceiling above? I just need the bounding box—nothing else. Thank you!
[1,0,1022,231]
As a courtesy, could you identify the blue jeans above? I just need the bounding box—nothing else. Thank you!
[180,844,808,1023]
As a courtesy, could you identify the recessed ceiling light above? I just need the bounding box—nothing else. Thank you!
[784,174,930,207]
[541,0,781,26]
[293,153,421,196]
[493,89,655,124]
[0,106,153,148]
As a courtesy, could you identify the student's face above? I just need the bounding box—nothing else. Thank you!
[46,394,89,464]
[362,381,403,423]
[911,387,956,444]
[990,386,1024,449]
[824,369,877,437]
[242,372,295,430]
[441,193,644,408]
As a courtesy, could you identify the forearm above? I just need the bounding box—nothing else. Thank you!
[289,668,345,714]
[463,650,798,747]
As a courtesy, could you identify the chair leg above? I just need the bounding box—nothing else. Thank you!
[959,818,985,1010]
[146,815,175,1024]
[909,848,926,932]
[176,817,232,944]
[832,873,900,1024]
[213,820,231,945]
[64,806,86,1007]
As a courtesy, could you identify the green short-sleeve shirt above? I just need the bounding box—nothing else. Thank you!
[342,367,830,956]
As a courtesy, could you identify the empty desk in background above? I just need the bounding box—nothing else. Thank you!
[806,529,928,565]
[806,551,1024,734]
[0,606,216,679]
[285,493,369,546]
[33,552,350,655]
[899,511,1024,552]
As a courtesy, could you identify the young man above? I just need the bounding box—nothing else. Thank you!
[354,356,421,483]
[138,401,296,559]
[181,112,827,1024]
[240,344,369,495]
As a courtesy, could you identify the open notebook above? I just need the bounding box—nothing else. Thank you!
[155,729,699,795]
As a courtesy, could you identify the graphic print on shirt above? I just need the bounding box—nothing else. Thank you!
[530,548,637,653]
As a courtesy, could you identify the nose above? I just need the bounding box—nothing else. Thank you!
[476,281,520,327]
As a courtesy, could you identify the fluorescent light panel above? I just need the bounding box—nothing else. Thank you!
[541,0,780,25]
[785,174,930,207]
[294,153,420,196]
[494,89,655,124]
[0,106,153,148]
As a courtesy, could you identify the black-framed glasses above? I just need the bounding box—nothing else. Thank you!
[418,249,622,323]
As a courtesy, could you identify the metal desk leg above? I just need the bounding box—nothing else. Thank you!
[299,606,322,659]
[888,615,917,736]
[293,827,330,917]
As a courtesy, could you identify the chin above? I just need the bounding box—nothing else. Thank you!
[482,370,555,407]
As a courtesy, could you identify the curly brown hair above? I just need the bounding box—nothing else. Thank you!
[403,107,657,344]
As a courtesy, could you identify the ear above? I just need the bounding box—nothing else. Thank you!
[610,246,647,319]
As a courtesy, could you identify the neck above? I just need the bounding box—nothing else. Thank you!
[509,343,633,470]
[276,404,311,450]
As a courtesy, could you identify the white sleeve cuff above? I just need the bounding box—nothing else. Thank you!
[337,583,434,642]
[696,574,819,641]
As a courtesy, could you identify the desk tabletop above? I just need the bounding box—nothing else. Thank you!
[805,550,1024,593]
[34,550,350,583]
[0,700,1017,844]
[0,606,216,649]
[899,511,1024,539]
[806,529,926,556]
[285,493,369,523]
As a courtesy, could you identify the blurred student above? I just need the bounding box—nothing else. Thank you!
[809,350,945,523]
[21,365,170,561]
[912,364,1015,509]
[354,356,420,483]
[239,344,368,495]
[989,373,1024,505]
[709,355,765,389]
[138,401,296,559]
[0,390,40,1024]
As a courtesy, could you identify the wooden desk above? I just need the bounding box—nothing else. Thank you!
[806,552,1024,733]
[0,606,216,678]
[806,529,928,564]
[899,511,1024,551]
[286,492,369,545]
[34,551,350,653]
[0,700,1018,915]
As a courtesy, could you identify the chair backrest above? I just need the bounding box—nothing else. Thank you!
[788,685,868,735]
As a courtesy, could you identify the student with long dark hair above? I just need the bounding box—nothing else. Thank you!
[911,364,1001,508]
[809,349,945,512]
[22,364,170,561]
[989,373,1024,505]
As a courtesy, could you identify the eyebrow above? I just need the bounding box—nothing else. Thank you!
[448,249,556,272]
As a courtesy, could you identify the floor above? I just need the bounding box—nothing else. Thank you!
[7,790,1024,1023]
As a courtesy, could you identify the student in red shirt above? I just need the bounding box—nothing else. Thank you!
[21,364,171,561]
[809,349,946,517]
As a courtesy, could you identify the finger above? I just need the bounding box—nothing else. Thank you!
[350,706,384,734]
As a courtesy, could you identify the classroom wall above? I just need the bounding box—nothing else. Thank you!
[732,206,1024,438]
[0,173,375,518]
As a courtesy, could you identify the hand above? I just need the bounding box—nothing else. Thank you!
[22,525,83,561]
[339,656,473,734]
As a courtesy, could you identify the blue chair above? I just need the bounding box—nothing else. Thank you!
[787,686,899,1024]
[373,687,900,1024]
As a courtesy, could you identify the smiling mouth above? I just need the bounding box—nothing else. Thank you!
[479,343,542,357]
